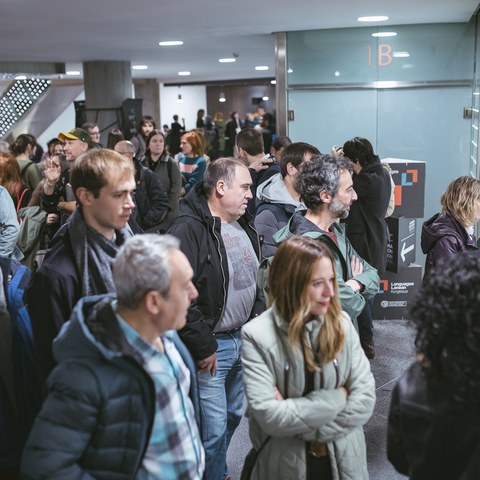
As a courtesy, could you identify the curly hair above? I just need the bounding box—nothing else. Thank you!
[294,154,353,210]
[411,252,480,412]
[440,176,480,228]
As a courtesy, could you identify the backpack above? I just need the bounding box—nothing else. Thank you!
[0,259,41,467]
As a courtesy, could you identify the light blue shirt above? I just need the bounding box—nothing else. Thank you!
[0,186,20,258]
[115,307,204,480]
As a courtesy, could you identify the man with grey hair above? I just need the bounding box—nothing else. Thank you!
[168,157,264,480]
[22,234,205,480]
[274,154,379,333]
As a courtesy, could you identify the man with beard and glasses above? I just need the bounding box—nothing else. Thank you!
[273,154,379,334]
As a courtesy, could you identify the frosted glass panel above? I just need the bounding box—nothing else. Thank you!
[287,23,474,85]
[377,87,471,224]
[287,89,377,153]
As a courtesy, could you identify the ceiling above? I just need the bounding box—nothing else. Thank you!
[1,0,479,84]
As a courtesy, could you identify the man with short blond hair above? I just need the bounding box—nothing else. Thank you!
[26,148,135,384]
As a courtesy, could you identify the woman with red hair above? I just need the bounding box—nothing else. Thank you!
[176,131,207,198]
[0,152,31,210]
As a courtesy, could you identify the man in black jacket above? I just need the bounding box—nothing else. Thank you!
[168,157,264,480]
[25,148,136,385]
[114,140,169,232]
[22,234,204,479]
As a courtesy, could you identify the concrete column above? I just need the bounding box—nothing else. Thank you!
[134,79,161,126]
[83,60,132,143]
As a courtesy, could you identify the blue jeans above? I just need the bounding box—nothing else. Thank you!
[198,330,243,480]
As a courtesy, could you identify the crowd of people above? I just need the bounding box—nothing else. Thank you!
[0,108,479,480]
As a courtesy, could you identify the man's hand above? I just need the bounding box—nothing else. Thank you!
[46,213,59,225]
[248,155,273,172]
[196,352,217,375]
[331,145,343,156]
[58,200,76,214]
[350,255,364,277]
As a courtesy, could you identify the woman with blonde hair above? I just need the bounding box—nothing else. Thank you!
[421,175,480,281]
[241,236,375,480]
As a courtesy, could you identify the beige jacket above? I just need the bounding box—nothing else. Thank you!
[241,306,376,480]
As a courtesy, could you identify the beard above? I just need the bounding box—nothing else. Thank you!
[330,196,351,219]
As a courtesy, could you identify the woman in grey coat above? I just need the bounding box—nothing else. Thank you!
[242,236,375,480]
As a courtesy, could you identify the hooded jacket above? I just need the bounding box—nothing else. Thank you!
[241,306,375,480]
[255,172,304,258]
[21,295,156,479]
[421,212,477,280]
[274,212,379,328]
[168,182,264,361]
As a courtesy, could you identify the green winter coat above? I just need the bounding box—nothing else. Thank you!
[241,306,376,480]
[273,212,380,330]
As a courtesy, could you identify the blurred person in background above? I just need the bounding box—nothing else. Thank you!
[10,134,42,191]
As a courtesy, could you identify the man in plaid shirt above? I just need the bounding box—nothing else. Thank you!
[21,234,204,479]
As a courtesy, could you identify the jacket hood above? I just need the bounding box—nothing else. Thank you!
[256,173,304,210]
[421,212,470,254]
[53,294,127,364]
[274,210,331,244]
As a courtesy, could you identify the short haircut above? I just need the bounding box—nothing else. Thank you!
[235,128,264,156]
[181,131,205,156]
[139,115,156,129]
[113,234,180,309]
[280,142,320,177]
[342,137,378,167]
[71,148,134,199]
[81,122,98,131]
[203,157,246,197]
[441,176,480,227]
[271,136,292,153]
[295,154,353,210]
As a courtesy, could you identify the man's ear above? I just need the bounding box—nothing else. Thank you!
[75,187,93,206]
[81,142,89,153]
[215,179,227,197]
[144,290,164,316]
[236,146,246,160]
[286,162,297,177]
[319,189,332,204]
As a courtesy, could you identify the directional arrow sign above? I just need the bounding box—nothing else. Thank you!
[401,241,414,262]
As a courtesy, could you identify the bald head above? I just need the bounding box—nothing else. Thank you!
[114,140,135,160]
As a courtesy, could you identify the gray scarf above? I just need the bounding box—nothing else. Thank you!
[68,208,127,297]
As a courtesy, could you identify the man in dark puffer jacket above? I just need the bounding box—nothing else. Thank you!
[21,234,204,479]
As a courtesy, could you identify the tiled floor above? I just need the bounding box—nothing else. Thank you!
[227,320,416,479]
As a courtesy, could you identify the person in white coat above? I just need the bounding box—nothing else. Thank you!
[241,236,375,480]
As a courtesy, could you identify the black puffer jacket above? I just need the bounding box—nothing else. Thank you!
[21,295,156,479]
[168,182,264,361]
[387,362,480,480]
[421,212,477,281]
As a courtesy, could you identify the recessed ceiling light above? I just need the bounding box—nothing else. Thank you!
[132,65,148,70]
[357,16,389,22]
[15,75,27,80]
[287,68,293,73]
[334,71,341,77]
[159,40,183,46]
[270,80,276,85]
[178,71,191,76]
[255,65,269,71]
[66,70,80,76]
[262,96,269,101]
[372,32,397,38]
[393,51,410,58]
[219,58,236,63]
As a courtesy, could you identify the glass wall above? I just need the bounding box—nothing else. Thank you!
[285,22,476,265]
